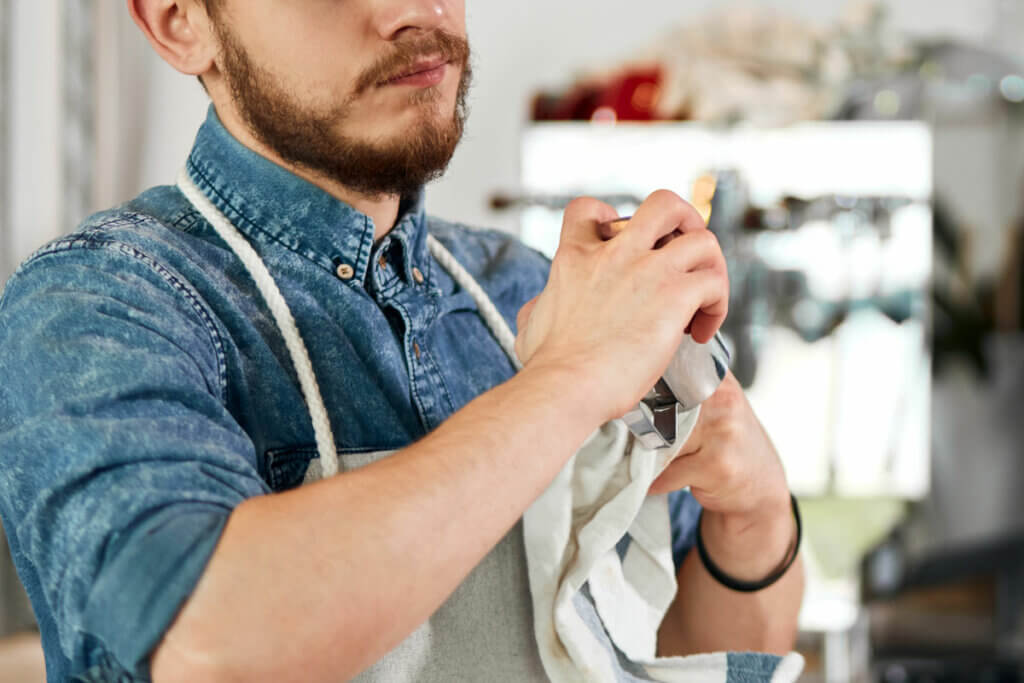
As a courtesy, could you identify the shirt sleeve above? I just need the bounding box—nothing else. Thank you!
[0,240,270,679]
[668,489,703,572]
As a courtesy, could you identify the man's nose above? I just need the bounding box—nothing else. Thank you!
[372,0,451,41]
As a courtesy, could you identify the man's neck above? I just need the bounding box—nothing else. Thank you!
[215,106,400,241]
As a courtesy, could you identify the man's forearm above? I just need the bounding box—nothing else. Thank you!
[657,498,805,656]
[151,363,603,683]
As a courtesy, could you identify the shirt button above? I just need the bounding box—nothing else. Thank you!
[412,267,424,284]
[336,263,355,280]
[413,341,422,359]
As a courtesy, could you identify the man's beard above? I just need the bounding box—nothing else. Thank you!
[215,25,472,200]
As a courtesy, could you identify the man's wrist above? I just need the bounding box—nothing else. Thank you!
[698,491,796,584]
[514,359,610,433]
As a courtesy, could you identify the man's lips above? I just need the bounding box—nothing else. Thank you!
[380,58,449,87]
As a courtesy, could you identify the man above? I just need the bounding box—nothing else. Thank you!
[0,0,803,680]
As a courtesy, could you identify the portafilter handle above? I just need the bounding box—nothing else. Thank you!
[621,332,731,449]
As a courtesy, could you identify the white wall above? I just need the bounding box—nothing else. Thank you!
[6,1,61,274]
[1,0,1014,281]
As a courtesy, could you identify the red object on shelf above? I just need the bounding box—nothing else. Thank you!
[532,66,665,122]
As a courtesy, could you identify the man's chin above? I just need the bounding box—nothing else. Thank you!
[353,114,461,153]
[382,96,458,129]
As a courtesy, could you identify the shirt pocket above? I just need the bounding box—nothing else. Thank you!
[264,445,399,492]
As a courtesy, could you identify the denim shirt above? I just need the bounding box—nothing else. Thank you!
[0,106,700,681]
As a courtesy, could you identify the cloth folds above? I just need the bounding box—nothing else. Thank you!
[523,410,805,683]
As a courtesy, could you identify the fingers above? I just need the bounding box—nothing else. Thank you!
[655,230,729,343]
[649,436,733,497]
[688,308,727,344]
[647,421,710,494]
[649,452,710,495]
[559,197,620,248]
[664,268,729,345]
[555,191,727,348]
[647,373,744,496]
[686,267,729,344]
[656,228,725,275]
[615,190,707,253]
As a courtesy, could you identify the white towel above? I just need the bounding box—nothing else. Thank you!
[523,409,805,683]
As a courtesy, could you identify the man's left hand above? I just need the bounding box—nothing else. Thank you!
[650,371,795,581]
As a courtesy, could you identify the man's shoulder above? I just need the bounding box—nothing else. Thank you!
[0,184,225,335]
[8,185,209,287]
[70,184,201,252]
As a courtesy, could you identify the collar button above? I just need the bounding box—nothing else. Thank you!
[336,263,355,280]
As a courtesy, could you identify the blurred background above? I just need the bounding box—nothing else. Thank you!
[2,1,1024,681]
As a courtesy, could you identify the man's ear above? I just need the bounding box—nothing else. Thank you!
[127,0,217,77]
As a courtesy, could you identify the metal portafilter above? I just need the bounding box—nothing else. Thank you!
[599,217,731,449]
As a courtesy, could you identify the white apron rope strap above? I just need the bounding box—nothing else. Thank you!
[176,168,340,477]
[176,167,524,478]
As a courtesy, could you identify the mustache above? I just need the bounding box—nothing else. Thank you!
[354,29,470,95]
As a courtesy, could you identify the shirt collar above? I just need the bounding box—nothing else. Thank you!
[184,105,429,286]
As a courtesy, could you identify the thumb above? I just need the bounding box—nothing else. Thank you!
[648,450,709,495]
[647,415,707,495]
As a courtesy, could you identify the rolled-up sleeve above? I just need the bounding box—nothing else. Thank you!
[0,240,269,679]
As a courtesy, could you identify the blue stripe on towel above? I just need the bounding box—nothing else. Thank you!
[573,582,788,682]
[575,583,652,681]
[726,652,781,682]
[615,534,632,561]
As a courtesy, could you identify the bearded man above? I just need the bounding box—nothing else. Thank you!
[0,1,803,680]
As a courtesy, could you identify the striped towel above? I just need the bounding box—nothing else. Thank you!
[522,410,804,683]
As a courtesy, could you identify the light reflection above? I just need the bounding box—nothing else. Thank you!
[999,74,1024,102]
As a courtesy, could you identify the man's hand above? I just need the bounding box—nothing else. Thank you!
[513,190,801,654]
[652,371,795,585]
[515,190,729,425]
[653,373,803,656]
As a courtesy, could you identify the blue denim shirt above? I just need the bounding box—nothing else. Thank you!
[0,106,700,681]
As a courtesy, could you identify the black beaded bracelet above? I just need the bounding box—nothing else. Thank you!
[695,494,802,593]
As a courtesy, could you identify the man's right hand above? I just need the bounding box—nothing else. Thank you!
[515,190,729,424]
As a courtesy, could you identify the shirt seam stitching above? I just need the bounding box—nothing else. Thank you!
[414,294,457,415]
[16,238,230,405]
[419,342,458,421]
[353,215,374,286]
